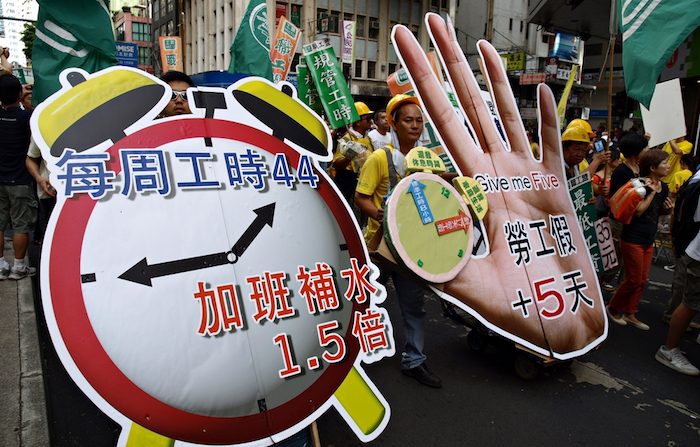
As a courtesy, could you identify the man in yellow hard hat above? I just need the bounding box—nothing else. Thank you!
[561,125,591,180]
[354,94,442,388]
[566,119,610,178]
[331,101,375,205]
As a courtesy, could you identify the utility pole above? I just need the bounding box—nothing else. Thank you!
[486,0,494,41]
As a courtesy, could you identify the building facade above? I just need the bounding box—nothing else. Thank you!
[0,0,38,68]
[113,4,155,73]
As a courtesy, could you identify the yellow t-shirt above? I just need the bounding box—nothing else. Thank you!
[662,140,693,183]
[334,132,374,174]
[670,168,692,194]
[356,145,401,244]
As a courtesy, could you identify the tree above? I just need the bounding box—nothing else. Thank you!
[20,23,36,64]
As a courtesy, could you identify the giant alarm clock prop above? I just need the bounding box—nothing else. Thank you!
[31,67,395,447]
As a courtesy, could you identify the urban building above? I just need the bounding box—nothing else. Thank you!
[112,3,155,73]
[0,0,38,67]
[152,0,182,74]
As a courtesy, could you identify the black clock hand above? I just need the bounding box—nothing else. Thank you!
[119,203,276,286]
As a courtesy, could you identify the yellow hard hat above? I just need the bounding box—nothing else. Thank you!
[561,125,591,144]
[386,94,420,127]
[567,118,596,139]
[354,101,373,117]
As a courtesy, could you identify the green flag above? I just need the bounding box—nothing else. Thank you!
[33,0,117,104]
[228,0,273,80]
[619,0,700,108]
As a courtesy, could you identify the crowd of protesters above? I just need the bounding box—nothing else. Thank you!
[2,60,698,378]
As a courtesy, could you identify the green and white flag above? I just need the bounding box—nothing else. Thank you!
[302,40,358,129]
[228,0,273,80]
[297,61,324,116]
[33,0,117,104]
[619,0,700,108]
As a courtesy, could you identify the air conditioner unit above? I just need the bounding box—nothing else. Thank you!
[370,19,380,30]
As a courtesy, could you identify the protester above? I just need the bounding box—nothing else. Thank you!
[656,168,700,376]
[560,125,590,179]
[527,129,540,160]
[160,70,194,117]
[661,136,693,184]
[669,154,695,198]
[26,138,55,246]
[0,75,36,280]
[368,109,391,150]
[355,94,441,388]
[21,84,34,111]
[331,101,375,205]
[607,150,672,330]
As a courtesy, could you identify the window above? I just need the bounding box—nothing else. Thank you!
[368,18,379,39]
[355,60,363,78]
[520,21,523,33]
[167,20,174,36]
[356,15,365,38]
[167,0,175,13]
[116,23,125,41]
[153,1,160,20]
[509,19,513,31]
[138,46,152,66]
[367,61,376,79]
[388,63,397,74]
[132,22,151,42]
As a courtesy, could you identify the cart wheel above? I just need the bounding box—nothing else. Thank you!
[467,330,487,353]
[514,353,540,380]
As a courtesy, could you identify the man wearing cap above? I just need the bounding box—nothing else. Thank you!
[354,94,442,388]
[331,101,375,205]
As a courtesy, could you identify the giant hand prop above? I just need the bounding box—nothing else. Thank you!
[393,14,606,359]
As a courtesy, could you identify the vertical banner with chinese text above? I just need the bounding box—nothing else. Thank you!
[342,21,356,64]
[568,172,603,273]
[159,36,183,73]
[297,61,324,116]
[270,16,301,83]
[303,40,359,129]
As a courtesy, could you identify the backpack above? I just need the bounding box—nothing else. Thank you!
[671,178,700,257]
[609,178,647,225]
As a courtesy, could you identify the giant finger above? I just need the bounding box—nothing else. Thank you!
[537,84,565,176]
[477,41,531,158]
[426,13,502,155]
[393,25,485,176]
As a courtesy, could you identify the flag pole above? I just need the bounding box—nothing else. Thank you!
[604,0,617,183]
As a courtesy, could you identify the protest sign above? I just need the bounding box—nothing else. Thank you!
[159,36,183,73]
[31,67,393,446]
[342,20,356,64]
[270,16,301,83]
[568,173,603,273]
[390,13,607,360]
[640,78,687,148]
[302,39,358,129]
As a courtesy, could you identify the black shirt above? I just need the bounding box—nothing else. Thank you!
[609,163,636,198]
[622,181,669,246]
[0,105,32,185]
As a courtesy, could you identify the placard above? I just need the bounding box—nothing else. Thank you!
[640,78,687,147]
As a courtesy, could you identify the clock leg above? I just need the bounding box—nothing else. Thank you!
[333,366,388,438]
[125,422,174,447]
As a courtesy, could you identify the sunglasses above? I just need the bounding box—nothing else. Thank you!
[170,91,188,102]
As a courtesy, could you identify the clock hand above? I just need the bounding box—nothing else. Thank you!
[118,203,276,286]
[229,202,275,259]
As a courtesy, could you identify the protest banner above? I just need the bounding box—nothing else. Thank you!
[389,13,606,360]
[568,173,603,273]
[270,16,301,83]
[342,20,356,64]
[302,39,358,129]
[640,78,687,148]
[31,67,393,446]
[297,60,324,116]
[159,36,183,73]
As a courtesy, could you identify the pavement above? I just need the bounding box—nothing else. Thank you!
[0,240,49,447]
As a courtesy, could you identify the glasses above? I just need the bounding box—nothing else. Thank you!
[170,91,188,102]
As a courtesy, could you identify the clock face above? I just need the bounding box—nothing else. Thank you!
[384,172,473,283]
[46,119,369,444]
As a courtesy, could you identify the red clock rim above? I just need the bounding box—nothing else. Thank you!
[48,118,368,444]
